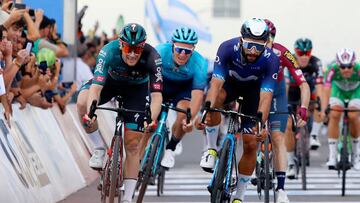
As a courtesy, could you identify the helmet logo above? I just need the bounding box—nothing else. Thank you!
[131,24,137,31]
[342,52,350,60]
[248,20,267,36]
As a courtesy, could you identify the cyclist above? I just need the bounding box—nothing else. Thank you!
[202,18,279,203]
[264,19,310,203]
[76,23,163,203]
[156,27,208,168]
[321,48,360,170]
[285,38,324,178]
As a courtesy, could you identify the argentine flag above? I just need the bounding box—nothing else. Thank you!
[145,0,212,43]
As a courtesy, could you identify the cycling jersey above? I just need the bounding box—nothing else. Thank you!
[213,37,280,93]
[325,62,360,108]
[212,37,280,133]
[93,39,163,92]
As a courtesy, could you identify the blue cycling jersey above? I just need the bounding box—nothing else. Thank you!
[156,43,208,91]
[212,37,280,92]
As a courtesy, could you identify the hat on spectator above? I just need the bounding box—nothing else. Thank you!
[0,10,10,25]
[37,48,56,67]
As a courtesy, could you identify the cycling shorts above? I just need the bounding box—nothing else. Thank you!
[329,84,360,109]
[269,79,288,133]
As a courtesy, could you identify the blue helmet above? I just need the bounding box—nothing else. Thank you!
[172,27,198,44]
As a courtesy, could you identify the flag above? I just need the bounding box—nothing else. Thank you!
[145,0,212,43]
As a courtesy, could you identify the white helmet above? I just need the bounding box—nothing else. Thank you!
[336,48,356,67]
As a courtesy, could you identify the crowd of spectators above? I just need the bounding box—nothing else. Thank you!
[0,1,112,125]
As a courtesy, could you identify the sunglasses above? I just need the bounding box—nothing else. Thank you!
[121,41,145,54]
[295,49,312,57]
[339,65,353,70]
[242,39,266,52]
[173,45,194,55]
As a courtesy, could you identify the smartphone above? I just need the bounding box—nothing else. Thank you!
[25,42,32,54]
[14,3,26,10]
[38,61,47,74]
[7,2,13,10]
[29,9,35,17]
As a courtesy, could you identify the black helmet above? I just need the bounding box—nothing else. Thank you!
[119,23,147,46]
[241,18,269,41]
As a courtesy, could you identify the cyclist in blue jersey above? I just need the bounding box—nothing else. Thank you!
[155,27,208,168]
[77,23,163,203]
[201,18,280,203]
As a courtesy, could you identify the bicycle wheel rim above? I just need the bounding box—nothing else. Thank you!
[137,135,160,203]
[264,135,270,202]
[108,135,120,203]
[301,127,307,190]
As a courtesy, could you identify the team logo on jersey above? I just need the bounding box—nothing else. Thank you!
[234,43,240,52]
[155,58,162,66]
[95,58,104,74]
[272,73,278,80]
[215,56,220,64]
[284,51,299,67]
[95,76,105,82]
[155,67,163,82]
[295,69,302,76]
[99,50,107,57]
[263,49,271,58]
[153,83,161,90]
[229,70,258,81]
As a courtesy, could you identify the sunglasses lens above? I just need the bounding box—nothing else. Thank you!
[174,47,193,54]
[243,41,265,52]
[296,49,311,56]
[340,65,352,69]
[121,41,144,54]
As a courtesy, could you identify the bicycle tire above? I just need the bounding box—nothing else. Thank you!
[255,144,262,199]
[108,135,120,203]
[157,167,165,196]
[341,123,348,196]
[264,135,270,203]
[137,135,160,203]
[301,127,307,190]
[211,139,230,203]
[101,161,110,203]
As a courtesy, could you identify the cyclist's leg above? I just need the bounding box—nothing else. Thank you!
[348,89,360,170]
[327,85,345,168]
[122,83,149,201]
[310,92,322,149]
[77,79,107,168]
[285,114,296,178]
[269,80,289,201]
[234,84,259,202]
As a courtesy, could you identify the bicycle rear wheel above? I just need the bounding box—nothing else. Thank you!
[137,135,160,203]
[264,135,271,203]
[341,124,348,196]
[210,139,230,203]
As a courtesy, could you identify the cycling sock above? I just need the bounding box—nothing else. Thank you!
[233,174,251,201]
[310,122,322,136]
[166,135,181,151]
[123,178,137,201]
[205,125,220,151]
[328,138,338,159]
[89,130,105,150]
[351,137,360,155]
[287,151,296,166]
[275,171,286,190]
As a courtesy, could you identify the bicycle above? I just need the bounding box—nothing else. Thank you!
[136,103,191,203]
[201,98,263,203]
[88,96,148,203]
[326,99,360,196]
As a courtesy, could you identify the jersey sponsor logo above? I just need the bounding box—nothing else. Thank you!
[95,58,104,74]
[153,83,161,90]
[251,66,260,70]
[215,56,221,65]
[99,50,107,57]
[134,113,140,122]
[295,69,303,76]
[263,49,271,58]
[95,75,105,82]
[272,73,278,80]
[155,67,163,82]
[229,70,258,81]
[212,73,225,81]
[284,51,299,67]
[155,58,162,66]
[234,43,240,52]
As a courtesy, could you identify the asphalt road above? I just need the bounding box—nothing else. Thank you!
[59,128,360,203]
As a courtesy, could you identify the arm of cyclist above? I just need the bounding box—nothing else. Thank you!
[84,84,103,125]
[321,68,334,120]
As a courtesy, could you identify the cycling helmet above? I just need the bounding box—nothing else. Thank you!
[172,27,198,44]
[264,19,276,38]
[241,18,269,41]
[36,48,56,67]
[294,38,313,52]
[119,23,147,46]
[336,48,356,67]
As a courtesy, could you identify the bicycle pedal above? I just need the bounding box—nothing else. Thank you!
[250,178,257,186]
[287,175,296,180]
[328,165,337,170]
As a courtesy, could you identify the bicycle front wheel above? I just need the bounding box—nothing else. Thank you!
[211,139,230,203]
[109,135,121,203]
[137,135,160,203]
[300,127,307,190]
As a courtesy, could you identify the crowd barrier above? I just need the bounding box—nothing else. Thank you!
[0,103,116,203]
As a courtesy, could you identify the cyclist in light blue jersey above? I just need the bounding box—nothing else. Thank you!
[155,27,208,168]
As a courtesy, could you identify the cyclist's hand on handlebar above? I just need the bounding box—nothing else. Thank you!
[82,113,97,128]
[253,126,266,142]
[144,120,157,133]
[298,107,307,121]
[182,119,193,133]
[296,115,307,128]
[194,116,206,130]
